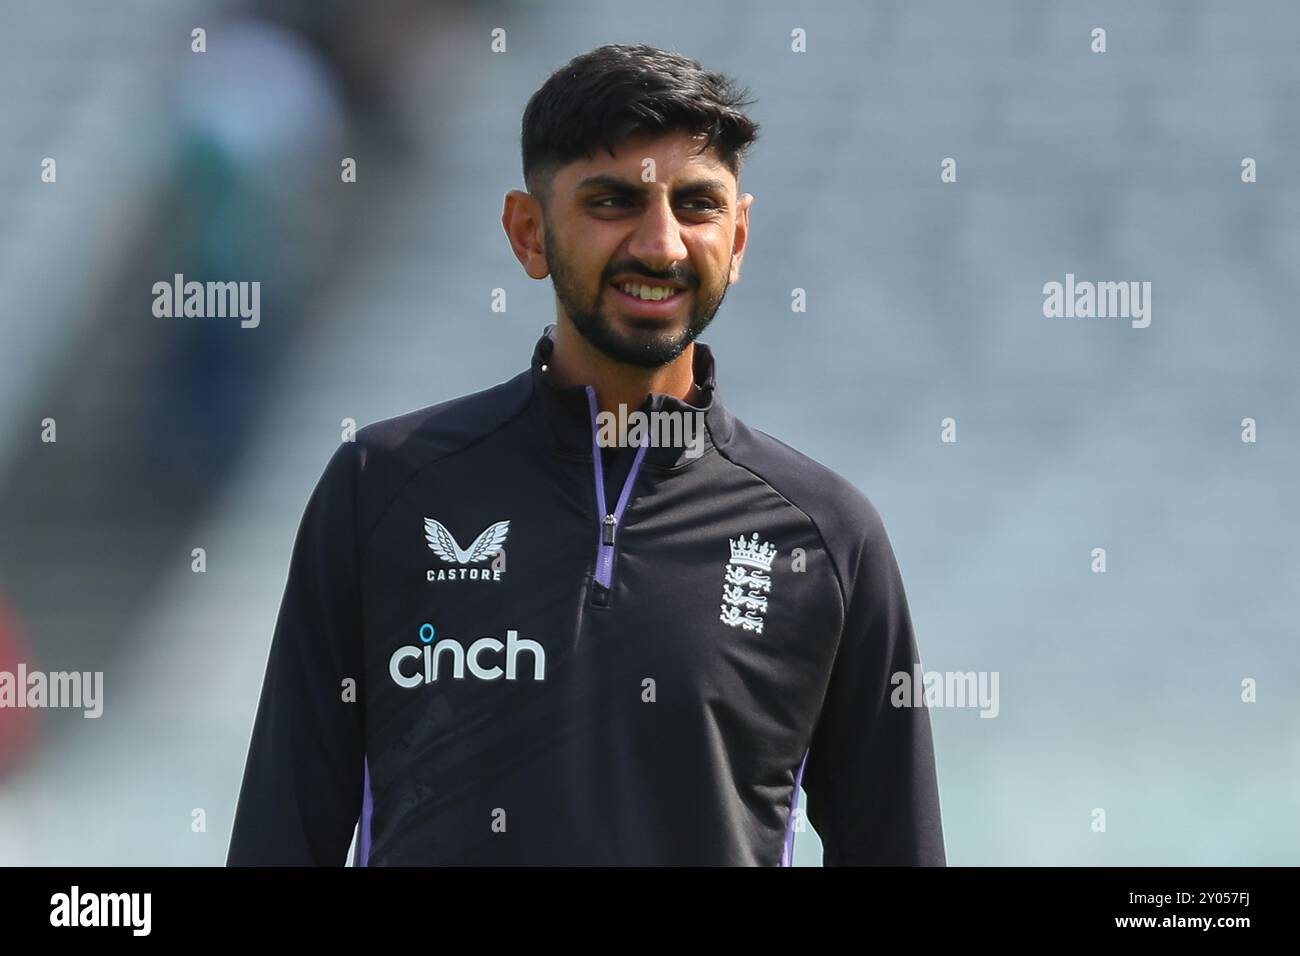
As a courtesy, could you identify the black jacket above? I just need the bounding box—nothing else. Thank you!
[227,324,945,865]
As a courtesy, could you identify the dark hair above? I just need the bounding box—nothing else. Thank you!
[521,43,760,210]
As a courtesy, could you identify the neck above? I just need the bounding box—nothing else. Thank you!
[548,317,699,416]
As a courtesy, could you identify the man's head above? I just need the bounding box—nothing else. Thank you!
[504,44,760,368]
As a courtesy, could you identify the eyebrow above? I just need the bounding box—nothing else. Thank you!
[573,173,731,202]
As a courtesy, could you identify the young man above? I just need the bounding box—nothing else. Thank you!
[228,43,945,866]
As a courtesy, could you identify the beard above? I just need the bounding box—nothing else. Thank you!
[544,226,730,368]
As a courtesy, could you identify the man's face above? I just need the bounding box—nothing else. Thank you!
[539,130,752,368]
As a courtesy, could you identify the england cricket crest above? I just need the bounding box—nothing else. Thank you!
[719,532,777,633]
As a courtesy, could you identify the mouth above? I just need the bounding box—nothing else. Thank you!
[608,279,689,318]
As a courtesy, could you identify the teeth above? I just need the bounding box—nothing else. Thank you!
[617,282,679,301]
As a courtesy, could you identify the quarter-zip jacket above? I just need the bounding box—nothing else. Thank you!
[227,324,945,866]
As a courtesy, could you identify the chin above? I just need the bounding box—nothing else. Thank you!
[610,311,687,334]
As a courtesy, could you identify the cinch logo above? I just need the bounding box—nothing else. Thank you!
[389,623,546,687]
[424,518,509,582]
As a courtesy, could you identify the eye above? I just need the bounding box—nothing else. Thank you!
[591,196,632,208]
[682,198,722,213]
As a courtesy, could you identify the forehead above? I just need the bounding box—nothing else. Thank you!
[559,130,734,188]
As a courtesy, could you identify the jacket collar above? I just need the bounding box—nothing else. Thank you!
[529,323,734,469]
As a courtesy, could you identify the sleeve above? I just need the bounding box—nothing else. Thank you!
[227,440,367,866]
[800,501,946,865]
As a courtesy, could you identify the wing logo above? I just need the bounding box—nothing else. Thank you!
[423,518,510,582]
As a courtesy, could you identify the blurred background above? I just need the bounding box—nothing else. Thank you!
[0,0,1296,866]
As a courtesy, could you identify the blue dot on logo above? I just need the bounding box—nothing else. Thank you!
[419,623,436,644]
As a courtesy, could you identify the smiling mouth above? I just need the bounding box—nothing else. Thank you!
[608,280,689,318]
[611,279,685,301]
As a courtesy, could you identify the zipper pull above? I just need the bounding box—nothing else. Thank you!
[602,513,616,545]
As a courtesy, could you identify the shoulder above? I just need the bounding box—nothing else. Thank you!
[353,368,533,465]
[717,416,895,593]
[313,368,534,534]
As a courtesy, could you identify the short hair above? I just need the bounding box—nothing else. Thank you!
[520,43,760,211]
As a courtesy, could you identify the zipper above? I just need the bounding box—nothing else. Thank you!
[585,385,650,607]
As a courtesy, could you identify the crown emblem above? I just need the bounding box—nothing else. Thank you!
[728,532,777,571]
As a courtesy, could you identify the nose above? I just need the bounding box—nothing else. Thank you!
[626,193,688,267]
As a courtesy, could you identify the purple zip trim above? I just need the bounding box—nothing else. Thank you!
[585,385,650,589]
[781,749,809,866]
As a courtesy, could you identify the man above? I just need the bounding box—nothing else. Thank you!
[228,43,945,866]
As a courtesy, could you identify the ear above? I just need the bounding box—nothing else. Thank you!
[502,189,551,279]
[728,192,754,285]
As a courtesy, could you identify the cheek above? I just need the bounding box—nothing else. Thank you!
[690,234,731,275]
[572,247,614,286]
[708,253,735,286]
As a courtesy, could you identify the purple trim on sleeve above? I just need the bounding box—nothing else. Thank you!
[357,757,373,867]
[781,749,809,866]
